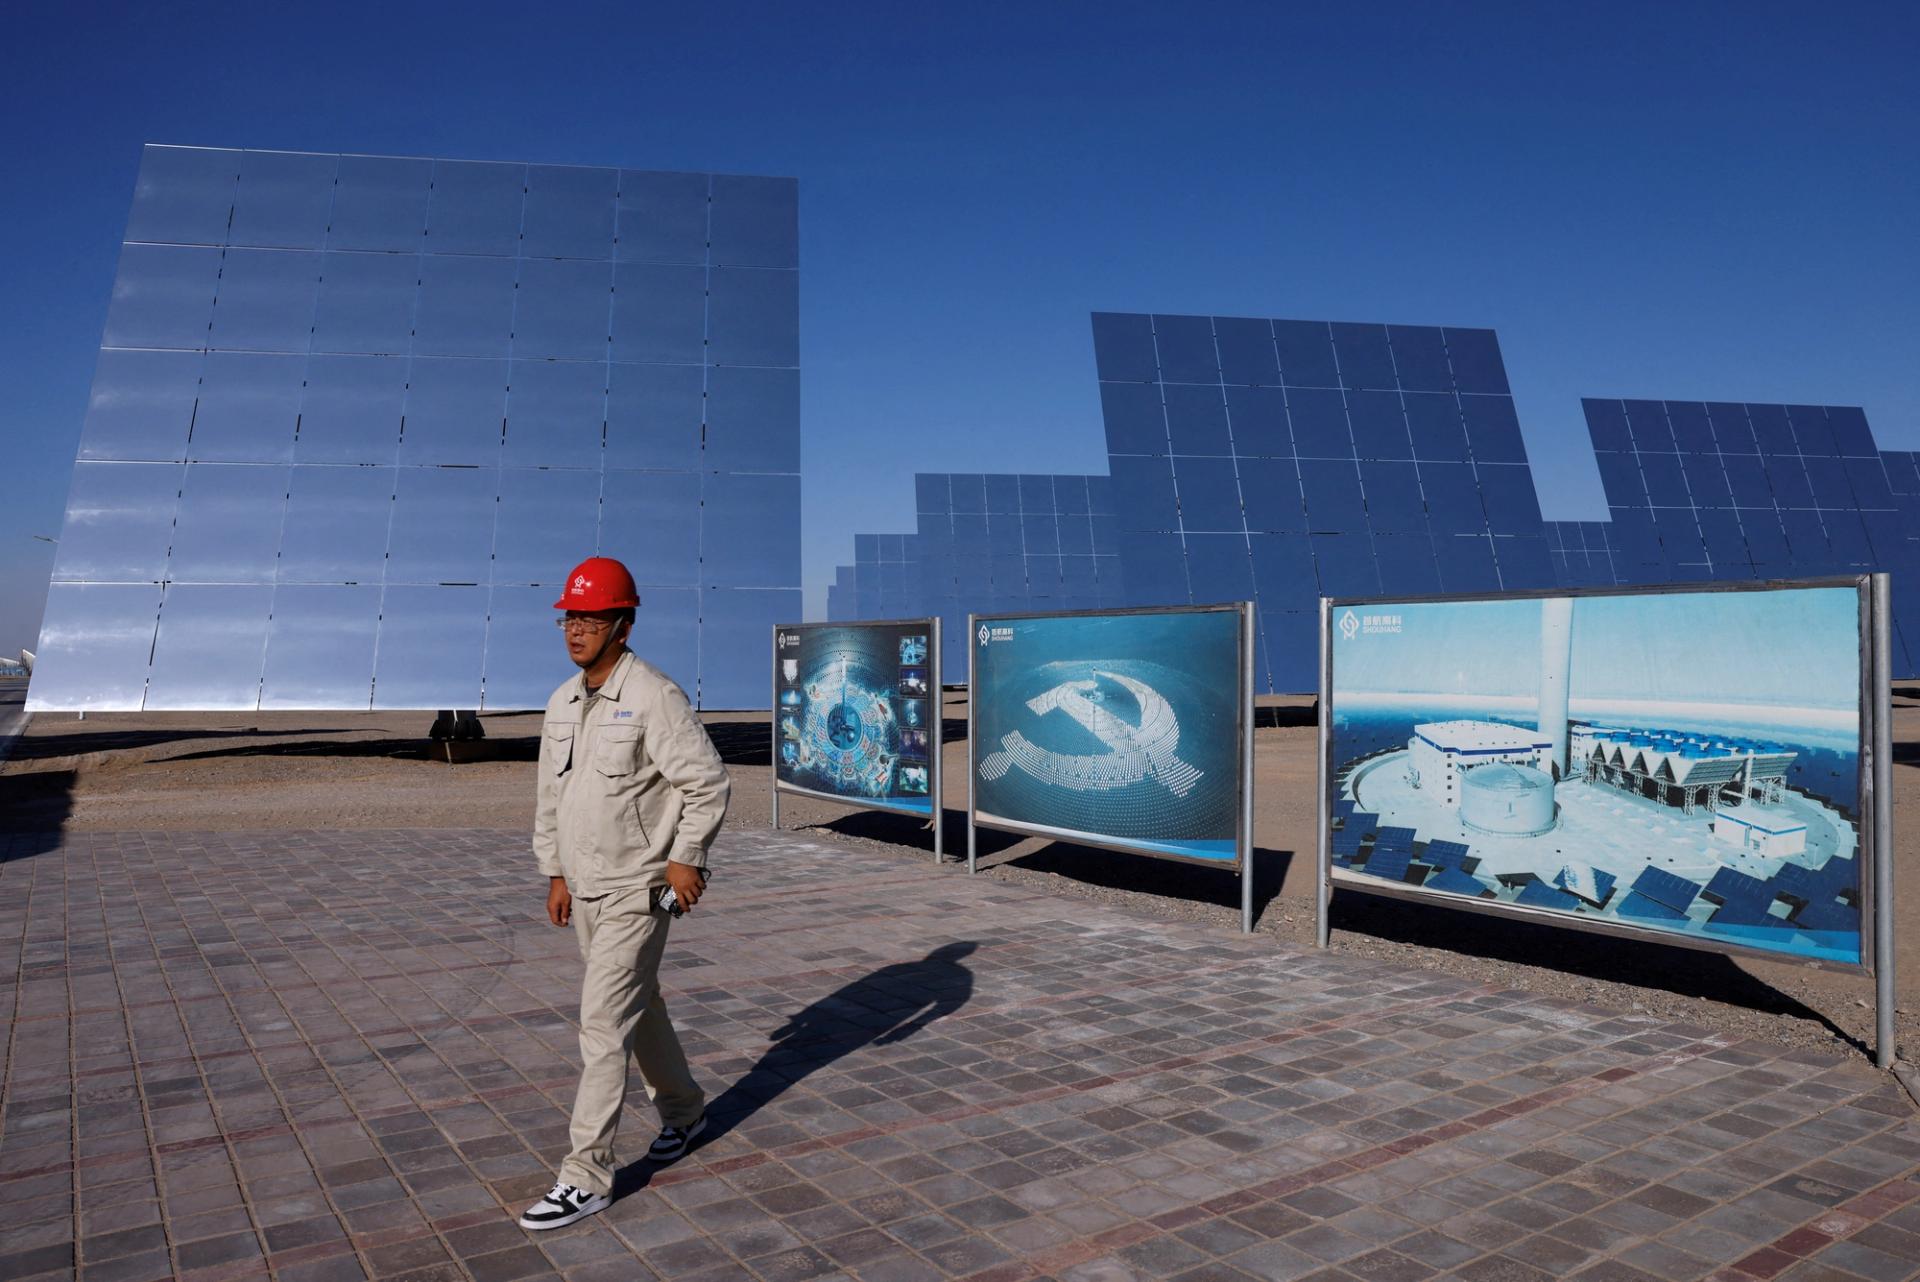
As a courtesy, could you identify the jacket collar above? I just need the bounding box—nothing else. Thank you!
[570,649,635,704]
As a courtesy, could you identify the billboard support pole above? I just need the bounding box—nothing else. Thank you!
[932,615,944,864]
[1240,602,1255,934]
[1872,574,1895,1071]
[966,613,977,875]
[770,624,781,833]
[1316,596,1331,950]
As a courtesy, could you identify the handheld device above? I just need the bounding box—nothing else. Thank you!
[658,868,710,917]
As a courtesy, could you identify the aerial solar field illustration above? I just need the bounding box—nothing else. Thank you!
[973,607,1242,863]
[1327,585,1865,964]
[775,621,934,814]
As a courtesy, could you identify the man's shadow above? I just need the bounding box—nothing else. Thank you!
[612,942,977,1194]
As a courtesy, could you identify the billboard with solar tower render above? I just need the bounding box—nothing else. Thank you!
[1324,580,1875,967]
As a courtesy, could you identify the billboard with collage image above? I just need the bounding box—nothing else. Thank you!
[1324,580,1873,967]
[774,620,937,814]
[970,604,1250,865]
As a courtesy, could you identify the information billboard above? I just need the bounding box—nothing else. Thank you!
[969,603,1252,868]
[1321,580,1880,969]
[773,619,939,817]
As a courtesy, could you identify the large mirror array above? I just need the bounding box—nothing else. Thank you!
[33,145,800,711]
[834,314,1917,690]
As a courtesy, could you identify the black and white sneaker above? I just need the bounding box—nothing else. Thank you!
[518,1180,609,1230]
[648,1114,708,1163]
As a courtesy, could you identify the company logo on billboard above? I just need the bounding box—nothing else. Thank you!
[977,624,1013,647]
[1340,610,1402,639]
[777,633,798,649]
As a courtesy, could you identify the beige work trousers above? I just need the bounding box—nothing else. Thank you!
[558,886,705,1194]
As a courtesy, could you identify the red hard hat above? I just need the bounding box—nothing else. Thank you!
[554,557,640,610]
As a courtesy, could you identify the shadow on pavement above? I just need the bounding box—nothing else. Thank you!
[705,721,772,766]
[802,806,943,856]
[994,837,1292,928]
[612,942,978,1197]
[0,768,75,864]
[1327,892,1867,1054]
[8,725,365,762]
[165,737,540,764]
[1255,703,1317,729]
[802,808,1292,926]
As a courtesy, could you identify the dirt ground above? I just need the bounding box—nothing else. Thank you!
[3,678,1916,1067]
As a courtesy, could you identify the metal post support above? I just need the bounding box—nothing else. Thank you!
[931,615,944,864]
[1316,597,1332,949]
[967,614,978,875]
[1873,575,1896,1070]
[1240,602,1256,934]
[770,625,781,832]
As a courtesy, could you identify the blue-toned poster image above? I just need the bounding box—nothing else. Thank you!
[775,621,935,815]
[973,607,1244,864]
[1328,585,1865,966]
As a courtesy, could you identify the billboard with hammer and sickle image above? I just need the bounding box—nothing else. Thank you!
[969,603,1252,866]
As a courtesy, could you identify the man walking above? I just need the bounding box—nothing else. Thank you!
[519,557,730,1230]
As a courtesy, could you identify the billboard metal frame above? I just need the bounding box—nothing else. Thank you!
[1315,574,1895,1066]
[770,616,943,861]
[966,601,1257,933]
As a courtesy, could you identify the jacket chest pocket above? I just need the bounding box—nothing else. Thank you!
[543,721,576,774]
[594,724,644,776]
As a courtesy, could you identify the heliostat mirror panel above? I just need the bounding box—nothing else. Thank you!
[31,145,800,712]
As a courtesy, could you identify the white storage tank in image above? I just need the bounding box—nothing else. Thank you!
[1460,763,1556,836]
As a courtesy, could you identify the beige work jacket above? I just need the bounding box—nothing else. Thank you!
[533,650,730,897]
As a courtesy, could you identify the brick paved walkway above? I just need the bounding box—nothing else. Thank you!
[1,829,1916,1282]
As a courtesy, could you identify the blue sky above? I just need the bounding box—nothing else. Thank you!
[1335,587,1860,709]
[2,1,1914,657]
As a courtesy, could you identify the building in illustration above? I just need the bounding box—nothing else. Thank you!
[1408,720,1553,809]
[1713,804,1809,857]
[1570,725,1797,812]
[32,144,799,711]
[1458,764,1557,837]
